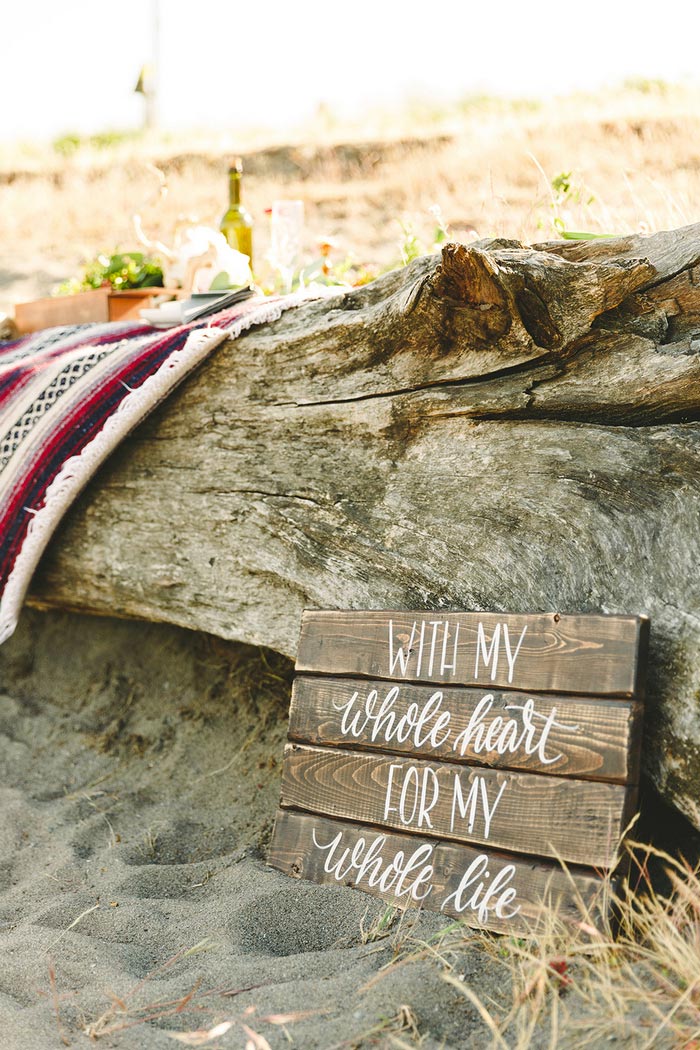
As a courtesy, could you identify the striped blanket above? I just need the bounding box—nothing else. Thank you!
[0,295,292,643]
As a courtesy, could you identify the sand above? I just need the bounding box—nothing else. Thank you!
[0,608,513,1050]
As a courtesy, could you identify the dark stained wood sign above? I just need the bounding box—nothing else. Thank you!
[268,610,648,933]
[295,611,648,698]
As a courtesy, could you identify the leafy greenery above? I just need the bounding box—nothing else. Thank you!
[623,76,671,96]
[557,228,615,241]
[56,251,164,296]
[398,220,423,266]
[551,170,596,210]
[52,133,82,158]
[52,129,142,157]
[549,170,616,240]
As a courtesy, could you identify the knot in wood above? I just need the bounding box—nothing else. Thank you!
[434,243,507,310]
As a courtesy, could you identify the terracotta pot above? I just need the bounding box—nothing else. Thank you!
[107,288,180,322]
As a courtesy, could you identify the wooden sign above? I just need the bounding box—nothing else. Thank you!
[268,610,648,933]
[295,611,648,697]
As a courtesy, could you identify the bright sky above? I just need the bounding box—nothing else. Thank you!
[1,0,698,144]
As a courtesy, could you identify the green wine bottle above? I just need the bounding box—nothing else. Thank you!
[219,157,253,270]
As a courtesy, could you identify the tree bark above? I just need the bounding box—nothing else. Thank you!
[27,224,700,829]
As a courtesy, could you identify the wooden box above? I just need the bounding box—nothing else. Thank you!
[14,288,110,334]
[14,288,180,334]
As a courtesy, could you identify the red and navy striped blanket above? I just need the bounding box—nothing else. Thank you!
[0,295,292,643]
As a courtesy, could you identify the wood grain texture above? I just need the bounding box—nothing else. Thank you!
[267,810,607,934]
[295,611,648,698]
[25,224,700,828]
[289,676,643,784]
[280,744,634,868]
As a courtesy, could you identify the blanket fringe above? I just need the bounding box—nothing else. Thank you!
[0,296,295,643]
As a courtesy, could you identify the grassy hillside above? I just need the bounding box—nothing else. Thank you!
[1,81,699,315]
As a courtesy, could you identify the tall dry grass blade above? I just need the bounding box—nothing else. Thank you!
[241,1025,273,1050]
[46,902,100,952]
[443,973,509,1049]
[48,960,71,1048]
[166,1021,234,1046]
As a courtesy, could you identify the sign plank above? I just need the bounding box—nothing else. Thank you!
[269,608,648,932]
[296,610,649,698]
[269,810,608,935]
[280,744,634,869]
[290,675,642,784]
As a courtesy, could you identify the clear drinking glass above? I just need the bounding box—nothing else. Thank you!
[269,200,304,293]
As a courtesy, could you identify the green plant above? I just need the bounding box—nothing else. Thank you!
[51,128,141,156]
[360,905,399,944]
[52,133,82,157]
[390,208,452,273]
[531,156,617,241]
[56,251,164,296]
[88,129,140,150]
[429,202,450,246]
[623,77,671,96]
[550,170,601,238]
[398,220,423,266]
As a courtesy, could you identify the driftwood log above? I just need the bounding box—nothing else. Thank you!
[27,223,700,829]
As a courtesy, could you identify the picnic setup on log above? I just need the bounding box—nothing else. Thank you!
[0,286,652,938]
[0,218,663,942]
[268,609,649,934]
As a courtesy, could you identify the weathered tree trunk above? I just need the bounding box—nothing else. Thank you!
[26,224,700,829]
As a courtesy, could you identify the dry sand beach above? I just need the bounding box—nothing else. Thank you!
[1,612,695,1050]
[1,613,696,1045]
[0,609,510,1049]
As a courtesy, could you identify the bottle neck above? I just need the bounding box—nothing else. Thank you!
[228,168,242,206]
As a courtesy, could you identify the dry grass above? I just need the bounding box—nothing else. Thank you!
[47,841,700,1049]
[2,82,700,313]
[80,939,320,1044]
[369,841,700,1050]
[327,1004,422,1050]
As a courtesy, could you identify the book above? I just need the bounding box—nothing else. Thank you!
[140,287,255,328]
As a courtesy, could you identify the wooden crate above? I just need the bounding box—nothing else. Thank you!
[14,288,110,334]
[14,288,181,334]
